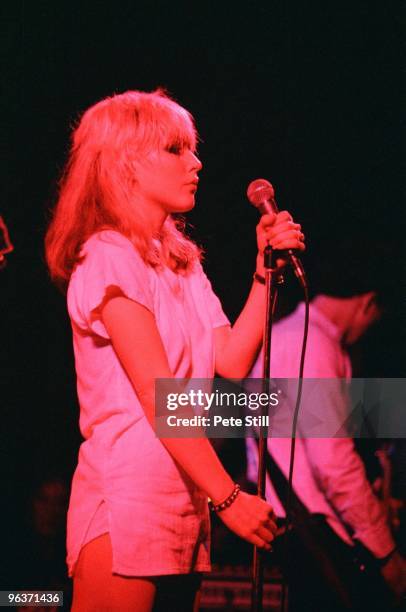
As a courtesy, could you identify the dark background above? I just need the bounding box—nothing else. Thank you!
[1,0,404,586]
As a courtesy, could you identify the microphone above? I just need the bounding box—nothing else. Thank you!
[247,178,307,289]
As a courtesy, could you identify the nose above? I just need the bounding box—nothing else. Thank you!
[187,150,203,172]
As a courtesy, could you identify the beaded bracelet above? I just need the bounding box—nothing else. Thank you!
[209,483,241,513]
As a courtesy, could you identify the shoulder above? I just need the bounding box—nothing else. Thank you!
[188,259,213,285]
[271,306,343,377]
[68,230,156,333]
[77,231,149,275]
[179,259,208,289]
[82,230,136,256]
[69,230,152,295]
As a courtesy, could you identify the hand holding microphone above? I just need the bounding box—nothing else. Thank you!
[247,179,307,289]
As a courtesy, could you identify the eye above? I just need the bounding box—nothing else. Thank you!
[165,143,183,155]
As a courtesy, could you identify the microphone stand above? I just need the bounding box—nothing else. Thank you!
[251,244,281,612]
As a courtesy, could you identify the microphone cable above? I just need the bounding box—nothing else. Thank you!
[280,282,310,612]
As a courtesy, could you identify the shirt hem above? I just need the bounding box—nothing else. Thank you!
[111,563,212,577]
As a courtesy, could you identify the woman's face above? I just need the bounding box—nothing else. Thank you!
[133,142,202,218]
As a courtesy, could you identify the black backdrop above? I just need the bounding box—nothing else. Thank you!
[1,0,404,558]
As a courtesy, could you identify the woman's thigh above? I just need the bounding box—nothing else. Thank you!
[72,533,202,612]
[72,534,156,612]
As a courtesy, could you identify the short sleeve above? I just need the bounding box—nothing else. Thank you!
[195,262,230,329]
[68,231,154,339]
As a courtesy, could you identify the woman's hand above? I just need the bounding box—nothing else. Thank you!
[255,211,305,275]
[216,491,277,550]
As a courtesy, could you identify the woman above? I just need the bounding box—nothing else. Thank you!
[45,89,305,611]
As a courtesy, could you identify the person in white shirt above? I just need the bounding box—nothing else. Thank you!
[246,291,405,611]
[45,89,305,611]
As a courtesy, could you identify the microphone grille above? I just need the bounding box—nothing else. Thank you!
[246,179,275,207]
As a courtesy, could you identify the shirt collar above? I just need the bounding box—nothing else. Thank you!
[296,302,343,343]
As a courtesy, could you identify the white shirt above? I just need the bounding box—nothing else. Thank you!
[66,231,230,576]
[246,302,395,558]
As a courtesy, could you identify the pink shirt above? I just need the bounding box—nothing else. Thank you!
[246,303,395,558]
[66,230,229,576]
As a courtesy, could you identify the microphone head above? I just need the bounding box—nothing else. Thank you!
[247,178,275,208]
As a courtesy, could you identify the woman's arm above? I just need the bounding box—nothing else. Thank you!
[101,295,277,549]
[215,211,305,378]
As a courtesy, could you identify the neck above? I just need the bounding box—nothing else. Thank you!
[135,195,169,236]
[312,295,353,340]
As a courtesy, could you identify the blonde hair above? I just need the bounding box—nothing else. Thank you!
[45,89,202,289]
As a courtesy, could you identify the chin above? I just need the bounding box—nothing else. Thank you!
[171,199,196,214]
[345,331,361,346]
[185,200,196,212]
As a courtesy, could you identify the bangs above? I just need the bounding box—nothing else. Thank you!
[75,90,198,157]
[142,92,198,153]
[162,124,197,153]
